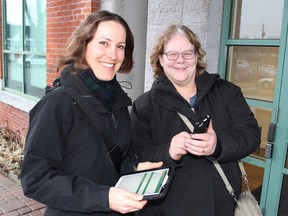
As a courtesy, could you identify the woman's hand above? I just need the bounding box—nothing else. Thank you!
[109,187,147,214]
[169,131,190,160]
[184,120,217,156]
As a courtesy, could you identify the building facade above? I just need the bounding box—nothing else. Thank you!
[0,0,287,215]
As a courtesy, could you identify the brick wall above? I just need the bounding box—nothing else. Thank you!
[46,0,100,86]
[0,102,29,141]
[0,0,100,142]
[0,0,2,80]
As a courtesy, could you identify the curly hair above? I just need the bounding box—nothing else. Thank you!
[150,25,207,80]
[57,10,134,74]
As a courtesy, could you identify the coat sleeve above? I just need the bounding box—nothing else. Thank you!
[20,92,111,213]
[212,82,261,162]
[130,94,184,167]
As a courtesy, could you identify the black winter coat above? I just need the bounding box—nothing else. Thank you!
[20,67,134,216]
[130,71,261,216]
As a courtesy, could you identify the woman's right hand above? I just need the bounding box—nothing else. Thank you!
[136,161,163,171]
[109,187,147,214]
[169,131,190,160]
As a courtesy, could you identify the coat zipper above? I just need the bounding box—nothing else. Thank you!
[111,114,117,129]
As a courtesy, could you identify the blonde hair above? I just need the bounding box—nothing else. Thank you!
[150,25,207,79]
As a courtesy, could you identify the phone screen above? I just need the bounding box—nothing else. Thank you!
[193,114,211,133]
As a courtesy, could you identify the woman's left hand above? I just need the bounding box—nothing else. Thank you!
[184,119,217,156]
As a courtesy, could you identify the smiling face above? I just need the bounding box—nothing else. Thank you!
[159,34,197,87]
[85,20,126,81]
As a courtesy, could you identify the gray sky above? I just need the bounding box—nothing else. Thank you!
[240,0,284,39]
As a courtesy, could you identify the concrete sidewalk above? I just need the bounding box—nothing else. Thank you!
[0,173,46,215]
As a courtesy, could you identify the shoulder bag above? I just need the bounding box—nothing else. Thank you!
[177,113,263,216]
[213,161,263,216]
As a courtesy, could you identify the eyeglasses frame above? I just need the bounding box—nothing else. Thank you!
[162,50,196,60]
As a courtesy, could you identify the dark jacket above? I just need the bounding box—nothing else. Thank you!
[130,71,261,216]
[20,66,133,216]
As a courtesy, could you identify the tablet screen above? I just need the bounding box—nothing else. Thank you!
[115,167,170,196]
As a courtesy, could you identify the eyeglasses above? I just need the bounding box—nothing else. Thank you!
[163,51,196,60]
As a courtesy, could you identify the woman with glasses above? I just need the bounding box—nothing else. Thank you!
[130,25,260,215]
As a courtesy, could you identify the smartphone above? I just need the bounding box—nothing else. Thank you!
[115,166,174,200]
[193,114,211,133]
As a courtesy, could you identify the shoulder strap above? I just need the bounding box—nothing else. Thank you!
[177,112,249,201]
[212,161,237,200]
[177,112,195,133]
[62,87,113,150]
[62,87,122,172]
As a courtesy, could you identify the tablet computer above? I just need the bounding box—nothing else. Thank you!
[115,166,174,200]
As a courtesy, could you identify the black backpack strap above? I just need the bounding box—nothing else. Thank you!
[45,78,62,94]
[62,87,122,173]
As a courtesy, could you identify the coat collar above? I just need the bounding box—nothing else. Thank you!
[59,65,132,111]
[149,71,219,116]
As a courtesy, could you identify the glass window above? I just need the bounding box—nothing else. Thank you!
[250,107,272,159]
[24,54,46,97]
[286,148,288,169]
[230,0,284,39]
[25,0,46,52]
[243,162,264,203]
[3,0,46,98]
[227,46,278,102]
[5,53,23,91]
[278,175,288,215]
[5,0,23,50]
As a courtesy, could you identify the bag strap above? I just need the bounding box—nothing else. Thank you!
[62,87,116,149]
[177,112,250,201]
[213,161,237,200]
[177,112,195,133]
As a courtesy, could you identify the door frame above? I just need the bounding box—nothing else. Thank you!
[218,1,288,215]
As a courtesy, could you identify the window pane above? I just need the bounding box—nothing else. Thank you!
[278,175,288,215]
[3,0,46,97]
[5,53,23,91]
[286,148,288,169]
[25,0,46,52]
[227,46,278,102]
[250,107,272,159]
[24,54,46,97]
[5,0,23,50]
[230,0,284,39]
[243,162,264,203]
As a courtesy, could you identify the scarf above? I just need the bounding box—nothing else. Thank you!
[79,70,116,111]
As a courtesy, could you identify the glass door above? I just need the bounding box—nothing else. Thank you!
[219,0,288,215]
[265,35,288,216]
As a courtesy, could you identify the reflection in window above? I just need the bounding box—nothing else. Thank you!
[3,0,46,98]
[278,175,288,215]
[230,0,284,39]
[227,46,278,102]
[243,162,264,203]
[5,53,23,92]
[24,54,46,97]
[286,149,288,169]
[250,106,272,160]
[5,0,23,50]
[25,0,46,52]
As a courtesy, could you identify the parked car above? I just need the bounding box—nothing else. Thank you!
[17,55,46,68]
[257,77,275,89]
